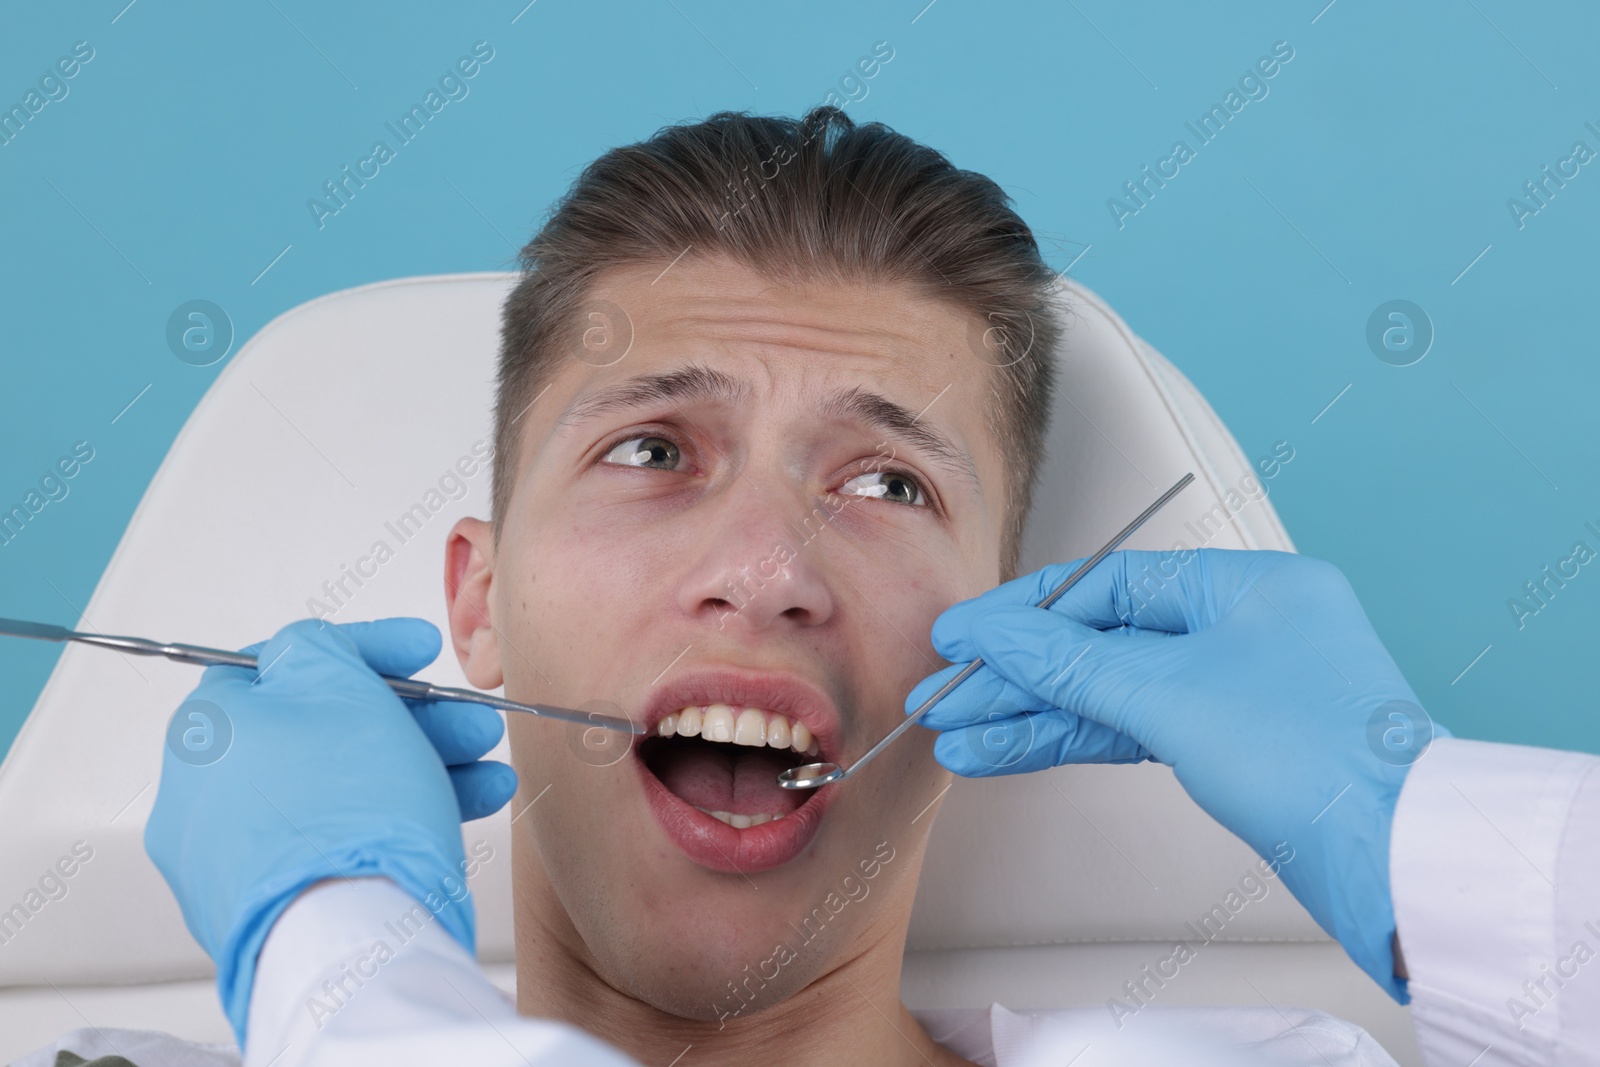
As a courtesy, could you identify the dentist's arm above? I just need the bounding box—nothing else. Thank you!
[907,548,1600,1065]
[144,617,637,1066]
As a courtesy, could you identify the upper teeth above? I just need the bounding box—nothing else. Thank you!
[657,704,818,757]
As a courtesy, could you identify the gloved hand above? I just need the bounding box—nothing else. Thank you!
[144,616,517,1048]
[908,548,1444,1001]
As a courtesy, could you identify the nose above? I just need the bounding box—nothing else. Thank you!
[676,480,839,635]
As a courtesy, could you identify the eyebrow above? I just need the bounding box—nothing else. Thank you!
[557,364,748,428]
[556,363,980,492]
[817,385,980,492]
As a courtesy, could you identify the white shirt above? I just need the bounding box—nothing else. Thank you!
[18,737,1598,1066]
[1390,737,1600,1066]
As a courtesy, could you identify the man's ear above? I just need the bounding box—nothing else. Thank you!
[445,516,503,689]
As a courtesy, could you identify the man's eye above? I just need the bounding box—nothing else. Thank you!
[839,470,927,507]
[602,435,684,470]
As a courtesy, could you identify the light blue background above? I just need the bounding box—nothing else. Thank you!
[3,0,1597,758]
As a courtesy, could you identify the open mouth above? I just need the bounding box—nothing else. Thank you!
[633,682,840,872]
[639,705,818,827]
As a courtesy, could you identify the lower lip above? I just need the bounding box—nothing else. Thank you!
[635,754,833,873]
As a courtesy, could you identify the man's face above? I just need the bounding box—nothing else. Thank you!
[447,253,1009,1019]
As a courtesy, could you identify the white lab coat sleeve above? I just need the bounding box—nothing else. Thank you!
[1389,735,1600,1067]
[242,876,641,1067]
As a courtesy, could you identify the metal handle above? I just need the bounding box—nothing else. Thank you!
[0,618,643,735]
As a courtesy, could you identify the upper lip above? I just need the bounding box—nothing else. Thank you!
[637,664,843,760]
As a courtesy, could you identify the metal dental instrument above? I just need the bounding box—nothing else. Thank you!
[0,618,645,736]
[777,471,1196,790]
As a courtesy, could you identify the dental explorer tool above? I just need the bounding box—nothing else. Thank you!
[0,618,644,736]
[776,471,1196,790]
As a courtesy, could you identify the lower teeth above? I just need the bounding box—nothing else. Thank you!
[696,808,782,829]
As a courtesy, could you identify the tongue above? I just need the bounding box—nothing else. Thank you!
[654,742,805,816]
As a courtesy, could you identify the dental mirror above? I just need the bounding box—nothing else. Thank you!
[777,472,1195,791]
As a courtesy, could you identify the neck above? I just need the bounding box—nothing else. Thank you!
[513,868,970,1067]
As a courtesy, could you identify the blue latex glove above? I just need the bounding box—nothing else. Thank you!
[144,616,517,1047]
[908,548,1445,1002]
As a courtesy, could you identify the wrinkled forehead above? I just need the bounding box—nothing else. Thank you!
[614,259,971,365]
[592,258,978,374]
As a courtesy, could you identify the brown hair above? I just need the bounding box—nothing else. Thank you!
[494,105,1061,580]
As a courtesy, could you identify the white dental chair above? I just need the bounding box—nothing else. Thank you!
[0,273,1419,1064]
